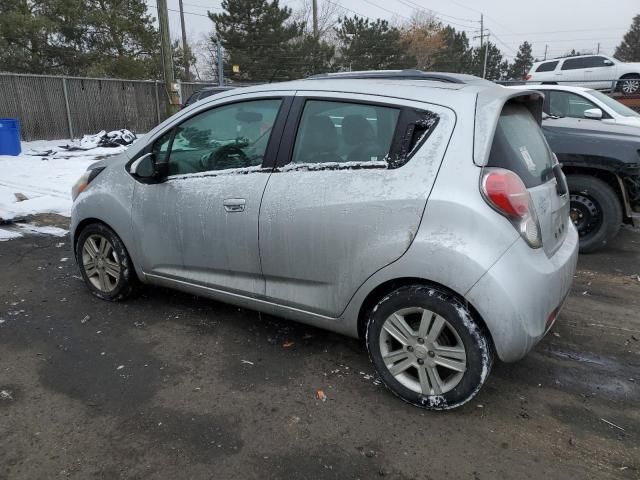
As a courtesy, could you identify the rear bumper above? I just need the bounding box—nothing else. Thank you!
[465,224,579,362]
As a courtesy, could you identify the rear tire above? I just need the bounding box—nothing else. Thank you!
[618,75,640,95]
[567,174,622,253]
[366,285,493,410]
[75,223,138,301]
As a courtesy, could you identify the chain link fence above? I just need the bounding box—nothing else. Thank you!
[0,73,220,141]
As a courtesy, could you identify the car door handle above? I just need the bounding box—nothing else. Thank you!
[223,198,246,212]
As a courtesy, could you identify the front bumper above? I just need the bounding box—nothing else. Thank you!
[465,224,579,362]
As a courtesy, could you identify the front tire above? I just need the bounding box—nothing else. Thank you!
[567,174,622,253]
[75,223,138,301]
[366,285,493,410]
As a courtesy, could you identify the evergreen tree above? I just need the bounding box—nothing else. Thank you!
[615,14,640,62]
[470,42,506,80]
[209,0,304,82]
[507,41,534,80]
[0,0,159,78]
[335,16,408,71]
[171,40,196,82]
[290,35,335,77]
[430,26,472,73]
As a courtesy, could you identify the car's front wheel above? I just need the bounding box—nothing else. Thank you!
[366,285,493,410]
[75,223,138,301]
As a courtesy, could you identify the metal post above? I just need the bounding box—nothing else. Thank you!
[312,0,318,39]
[61,77,74,140]
[178,0,191,81]
[217,40,224,87]
[157,0,178,116]
[154,81,161,123]
[482,34,490,79]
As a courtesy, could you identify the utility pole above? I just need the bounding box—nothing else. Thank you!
[157,0,179,116]
[544,44,548,60]
[479,14,484,48]
[216,40,224,87]
[597,42,600,54]
[312,0,319,39]
[178,0,190,82]
[482,33,490,79]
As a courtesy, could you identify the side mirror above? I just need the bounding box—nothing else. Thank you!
[584,108,603,120]
[603,59,614,66]
[130,152,156,177]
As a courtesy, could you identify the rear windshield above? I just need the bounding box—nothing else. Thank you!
[488,103,554,187]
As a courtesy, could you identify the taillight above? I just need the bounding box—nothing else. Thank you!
[523,73,532,81]
[481,168,542,248]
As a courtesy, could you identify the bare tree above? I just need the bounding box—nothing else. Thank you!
[400,11,444,70]
[292,0,340,42]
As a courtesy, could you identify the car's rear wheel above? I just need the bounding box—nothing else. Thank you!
[619,76,640,95]
[366,285,493,410]
[567,174,622,253]
[76,223,138,301]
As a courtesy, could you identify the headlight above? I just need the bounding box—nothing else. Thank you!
[71,167,105,201]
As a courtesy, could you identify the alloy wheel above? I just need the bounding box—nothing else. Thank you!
[379,307,467,396]
[621,79,640,95]
[82,234,121,292]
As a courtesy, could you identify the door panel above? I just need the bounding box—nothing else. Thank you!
[131,94,292,296]
[259,93,455,317]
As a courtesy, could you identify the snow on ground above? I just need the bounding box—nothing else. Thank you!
[0,224,68,242]
[0,139,128,221]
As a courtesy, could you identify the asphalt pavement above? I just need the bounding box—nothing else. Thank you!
[1,221,638,479]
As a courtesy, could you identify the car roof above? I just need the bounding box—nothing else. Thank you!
[508,85,594,94]
[532,54,611,65]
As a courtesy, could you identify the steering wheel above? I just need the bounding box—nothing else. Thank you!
[202,145,250,171]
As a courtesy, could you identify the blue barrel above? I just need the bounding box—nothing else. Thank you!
[0,118,21,156]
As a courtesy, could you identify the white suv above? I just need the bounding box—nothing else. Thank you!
[526,55,640,94]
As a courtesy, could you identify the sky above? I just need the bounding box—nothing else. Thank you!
[150,0,639,69]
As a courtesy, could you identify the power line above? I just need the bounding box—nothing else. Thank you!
[395,0,478,25]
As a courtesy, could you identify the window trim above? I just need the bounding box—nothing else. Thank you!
[127,95,294,181]
[275,96,438,170]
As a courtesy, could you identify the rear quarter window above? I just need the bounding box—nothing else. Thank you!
[488,103,554,187]
[535,61,558,72]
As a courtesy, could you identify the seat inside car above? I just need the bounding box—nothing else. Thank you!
[295,115,342,163]
[342,114,383,162]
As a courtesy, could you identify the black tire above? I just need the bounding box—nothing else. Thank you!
[617,75,640,96]
[366,285,493,411]
[567,174,622,253]
[75,222,138,301]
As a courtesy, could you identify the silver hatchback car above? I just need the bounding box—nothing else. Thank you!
[71,71,579,410]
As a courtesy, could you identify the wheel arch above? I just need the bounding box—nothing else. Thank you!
[356,277,494,350]
[72,217,141,281]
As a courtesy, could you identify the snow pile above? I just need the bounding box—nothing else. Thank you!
[0,137,131,221]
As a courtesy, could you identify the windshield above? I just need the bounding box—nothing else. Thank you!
[589,90,640,118]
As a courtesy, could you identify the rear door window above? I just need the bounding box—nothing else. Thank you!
[291,100,401,165]
[561,57,588,70]
[488,103,554,187]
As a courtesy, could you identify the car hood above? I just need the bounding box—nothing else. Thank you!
[541,117,640,169]
[608,117,640,128]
